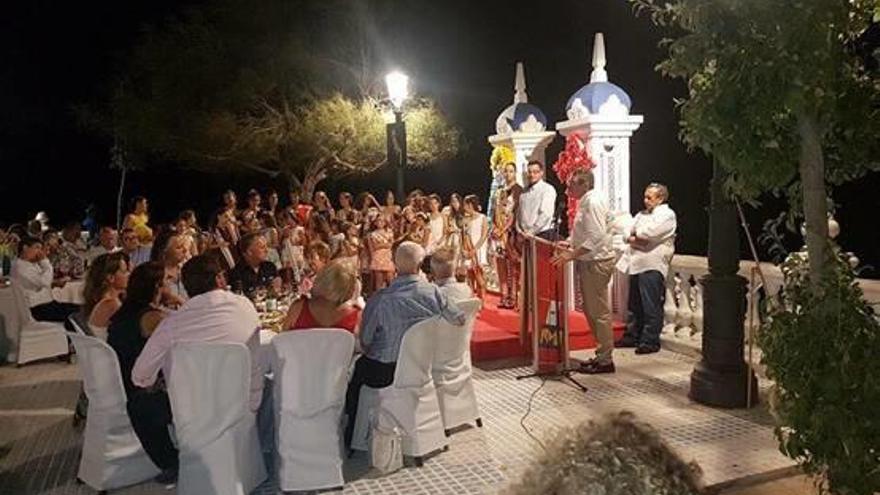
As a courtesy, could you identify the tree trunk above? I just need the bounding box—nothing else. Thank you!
[301,160,328,201]
[116,166,127,231]
[796,112,829,286]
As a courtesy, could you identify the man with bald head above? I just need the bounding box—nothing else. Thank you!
[344,241,465,446]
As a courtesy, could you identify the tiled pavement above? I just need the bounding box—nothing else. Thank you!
[0,349,796,494]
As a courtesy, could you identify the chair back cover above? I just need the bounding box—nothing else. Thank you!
[433,299,481,368]
[68,312,93,336]
[271,329,354,491]
[11,284,36,325]
[272,329,354,417]
[69,333,160,489]
[168,341,250,452]
[70,333,128,408]
[393,316,443,388]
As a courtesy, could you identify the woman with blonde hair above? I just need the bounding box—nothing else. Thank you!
[283,259,361,333]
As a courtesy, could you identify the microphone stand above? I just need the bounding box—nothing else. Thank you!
[515,198,588,393]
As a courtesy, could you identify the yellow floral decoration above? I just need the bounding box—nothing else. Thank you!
[489,145,515,173]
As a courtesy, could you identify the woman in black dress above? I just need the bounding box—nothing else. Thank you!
[106,261,178,484]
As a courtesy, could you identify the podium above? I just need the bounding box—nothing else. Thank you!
[517,234,587,392]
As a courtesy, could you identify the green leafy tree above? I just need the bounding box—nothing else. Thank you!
[80,0,463,198]
[631,0,880,285]
[632,2,880,493]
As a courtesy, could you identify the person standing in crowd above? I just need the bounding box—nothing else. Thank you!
[344,242,465,447]
[615,183,677,355]
[106,262,174,486]
[552,169,617,374]
[492,162,523,309]
[12,236,81,323]
[123,196,153,245]
[228,232,281,295]
[517,160,558,240]
[424,194,447,273]
[150,229,189,307]
[368,215,395,292]
[462,195,488,298]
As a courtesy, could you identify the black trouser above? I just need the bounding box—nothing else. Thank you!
[127,389,179,471]
[31,301,80,327]
[622,271,665,348]
[344,356,396,446]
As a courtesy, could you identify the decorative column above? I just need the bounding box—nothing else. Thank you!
[689,162,758,408]
[554,33,644,321]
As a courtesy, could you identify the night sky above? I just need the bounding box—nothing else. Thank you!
[1,0,877,275]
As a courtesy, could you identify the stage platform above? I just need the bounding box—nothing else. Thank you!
[471,293,625,362]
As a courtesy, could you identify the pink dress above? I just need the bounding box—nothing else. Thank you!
[369,230,394,272]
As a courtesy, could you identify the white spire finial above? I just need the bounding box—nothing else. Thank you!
[590,33,608,83]
[514,62,528,104]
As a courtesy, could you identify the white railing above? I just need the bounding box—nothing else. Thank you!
[659,255,880,352]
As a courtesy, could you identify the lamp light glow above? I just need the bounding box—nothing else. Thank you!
[385,71,409,109]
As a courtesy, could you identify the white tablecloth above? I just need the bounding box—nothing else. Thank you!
[52,280,85,305]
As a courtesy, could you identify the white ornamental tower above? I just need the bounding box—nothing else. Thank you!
[488,62,556,186]
[555,33,643,216]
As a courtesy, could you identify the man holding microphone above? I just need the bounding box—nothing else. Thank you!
[551,169,617,374]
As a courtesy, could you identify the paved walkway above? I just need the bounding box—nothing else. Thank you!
[0,349,796,494]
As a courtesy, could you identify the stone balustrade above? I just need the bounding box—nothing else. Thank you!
[657,255,880,354]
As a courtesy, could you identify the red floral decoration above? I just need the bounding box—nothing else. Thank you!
[552,133,594,230]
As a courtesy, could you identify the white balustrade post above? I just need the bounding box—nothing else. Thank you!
[662,273,679,335]
[676,275,694,338]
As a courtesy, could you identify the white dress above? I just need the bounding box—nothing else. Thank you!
[465,213,488,266]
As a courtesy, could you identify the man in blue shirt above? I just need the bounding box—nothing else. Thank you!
[344,241,465,447]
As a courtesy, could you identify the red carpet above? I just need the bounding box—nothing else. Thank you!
[471,293,625,362]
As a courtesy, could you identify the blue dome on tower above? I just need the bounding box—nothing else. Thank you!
[495,63,548,135]
[564,33,634,120]
[566,82,631,116]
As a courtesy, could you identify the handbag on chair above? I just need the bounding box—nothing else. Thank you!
[370,407,404,474]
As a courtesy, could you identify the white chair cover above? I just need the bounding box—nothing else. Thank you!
[351,317,448,459]
[168,342,267,495]
[11,285,68,365]
[271,329,355,492]
[433,299,483,432]
[69,333,160,490]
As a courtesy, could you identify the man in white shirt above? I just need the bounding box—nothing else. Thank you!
[86,226,120,263]
[11,236,80,323]
[517,160,558,240]
[132,254,264,410]
[430,247,474,303]
[552,169,617,374]
[615,183,677,354]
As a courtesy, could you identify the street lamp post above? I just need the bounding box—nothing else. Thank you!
[385,71,409,202]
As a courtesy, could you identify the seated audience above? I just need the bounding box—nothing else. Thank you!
[151,228,189,306]
[11,236,80,323]
[120,227,151,268]
[82,252,130,340]
[430,246,474,303]
[283,259,361,333]
[344,241,465,446]
[505,411,703,495]
[86,226,120,262]
[106,262,173,483]
[132,254,264,412]
[57,221,86,279]
[228,232,281,295]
